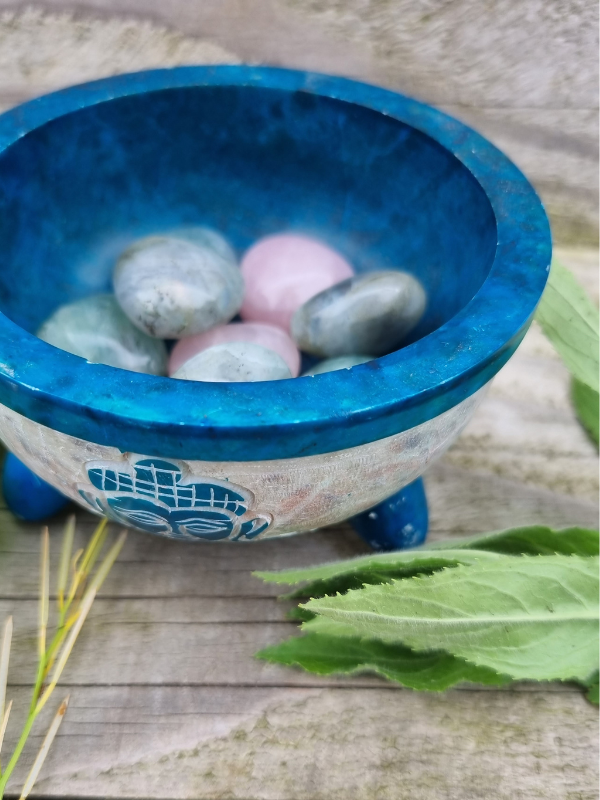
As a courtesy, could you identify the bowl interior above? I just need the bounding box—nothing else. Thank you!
[0,84,496,344]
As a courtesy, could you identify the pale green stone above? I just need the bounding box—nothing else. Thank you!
[172,342,292,383]
[37,294,168,375]
[303,354,374,376]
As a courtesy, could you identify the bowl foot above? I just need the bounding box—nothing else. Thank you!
[3,453,70,521]
[349,478,428,551]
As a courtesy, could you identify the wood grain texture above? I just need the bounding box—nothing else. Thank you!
[1,685,597,800]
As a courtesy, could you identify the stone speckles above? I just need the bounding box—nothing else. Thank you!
[114,231,244,339]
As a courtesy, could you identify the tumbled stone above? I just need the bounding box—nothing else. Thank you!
[239,233,354,331]
[113,230,243,339]
[169,322,301,377]
[172,342,292,383]
[37,294,168,374]
[291,270,426,357]
[303,354,374,376]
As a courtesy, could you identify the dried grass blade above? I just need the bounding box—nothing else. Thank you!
[79,517,108,578]
[39,528,49,659]
[0,700,12,758]
[66,519,107,607]
[36,590,95,714]
[0,617,12,720]
[88,530,127,595]
[19,696,69,800]
[37,531,126,714]
[57,515,75,611]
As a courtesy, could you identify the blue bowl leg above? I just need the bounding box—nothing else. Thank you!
[349,477,428,552]
[3,453,70,521]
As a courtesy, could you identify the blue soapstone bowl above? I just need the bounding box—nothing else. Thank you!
[0,66,551,544]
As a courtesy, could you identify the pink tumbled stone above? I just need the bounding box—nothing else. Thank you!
[169,322,301,377]
[239,234,354,331]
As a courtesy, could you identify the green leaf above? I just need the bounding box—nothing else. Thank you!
[572,378,599,447]
[583,670,599,705]
[303,556,599,682]
[254,527,598,600]
[256,629,510,691]
[285,606,316,622]
[425,526,599,557]
[255,548,502,588]
[535,260,599,392]
[280,571,403,601]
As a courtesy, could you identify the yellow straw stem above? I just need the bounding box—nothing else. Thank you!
[57,515,75,612]
[0,616,12,720]
[79,517,108,578]
[39,528,50,660]
[66,519,107,608]
[36,590,95,715]
[36,530,126,714]
[19,696,69,800]
[0,700,12,758]
[87,530,127,595]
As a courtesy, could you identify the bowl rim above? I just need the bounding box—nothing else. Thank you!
[0,65,551,462]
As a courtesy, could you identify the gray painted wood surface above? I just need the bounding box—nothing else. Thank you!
[0,7,597,797]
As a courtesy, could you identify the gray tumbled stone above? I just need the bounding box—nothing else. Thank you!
[37,293,168,375]
[113,230,244,339]
[303,354,374,376]
[291,270,426,357]
[172,342,292,383]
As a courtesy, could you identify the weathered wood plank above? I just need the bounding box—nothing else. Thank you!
[1,0,596,109]
[2,685,597,799]
[0,597,585,692]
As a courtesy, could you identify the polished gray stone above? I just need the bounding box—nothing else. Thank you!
[303,354,374,376]
[291,271,427,357]
[172,341,292,383]
[37,293,168,374]
[113,230,244,338]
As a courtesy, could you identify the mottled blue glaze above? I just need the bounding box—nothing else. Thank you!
[3,453,69,520]
[350,478,428,551]
[0,66,551,461]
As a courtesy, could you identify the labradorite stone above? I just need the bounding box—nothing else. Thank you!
[172,342,292,383]
[113,230,244,339]
[37,294,168,374]
[303,354,374,376]
[291,270,426,357]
